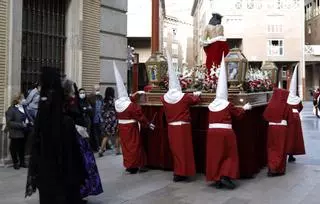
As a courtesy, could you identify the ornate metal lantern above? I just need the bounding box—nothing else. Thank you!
[145,52,168,91]
[261,61,278,85]
[225,48,248,93]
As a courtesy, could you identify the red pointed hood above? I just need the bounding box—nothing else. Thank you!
[263,88,289,122]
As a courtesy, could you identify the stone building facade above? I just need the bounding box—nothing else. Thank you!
[0,0,128,166]
[163,16,194,74]
[192,0,306,98]
[305,0,320,97]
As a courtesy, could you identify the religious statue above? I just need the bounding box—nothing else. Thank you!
[201,13,230,75]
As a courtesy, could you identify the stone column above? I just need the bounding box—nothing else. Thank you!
[151,0,159,53]
[312,63,320,89]
[1,0,23,166]
[65,0,83,86]
[299,60,306,100]
[7,0,22,108]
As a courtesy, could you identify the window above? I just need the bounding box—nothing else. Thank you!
[267,24,283,33]
[282,71,287,78]
[267,39,284,56]
[172,44,179,55]
[163,27,168,36]
[163,42,167,49]
[267,16,283,33]
[21,0,67,93]
[308,24,312,34]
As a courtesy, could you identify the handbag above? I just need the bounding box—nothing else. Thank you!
[75,125,89,138]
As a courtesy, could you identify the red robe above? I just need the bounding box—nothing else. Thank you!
[203,41,229,73]
[263,88,293,174]
[286,102,305,155]
[160,94,201,177]
[206,103,244,182]
[117,102,149,169]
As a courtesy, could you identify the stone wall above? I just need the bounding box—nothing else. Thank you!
[100,0,128,95]
[0,0,9,166]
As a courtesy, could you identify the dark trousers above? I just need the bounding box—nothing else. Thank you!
[10,138,25,165]
[90,123,102,152]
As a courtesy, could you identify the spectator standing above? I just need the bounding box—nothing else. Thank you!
[25,67,85,204]
[78,88,93,134]
[6,93,29,170]
[88,85,104,152]
[23,83,40,122]
[99,87,118,157]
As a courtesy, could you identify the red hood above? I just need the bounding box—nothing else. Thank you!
[263,88,289,122]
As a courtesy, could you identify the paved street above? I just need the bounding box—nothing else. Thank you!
[1,102,320,204]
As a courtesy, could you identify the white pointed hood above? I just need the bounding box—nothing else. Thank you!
[113,61,131,112]
[287,63,301,105]
[163,50,185,104]
[208,54,229,112]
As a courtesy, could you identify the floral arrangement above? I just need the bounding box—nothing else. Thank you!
[159,65,272,93]
[243,69,273,92]
[192,64,220,92]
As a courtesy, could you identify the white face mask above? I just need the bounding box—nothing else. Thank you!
[79,93,86,99]
[95,91,100,95]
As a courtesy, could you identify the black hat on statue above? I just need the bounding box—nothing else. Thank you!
[209,13,223,26]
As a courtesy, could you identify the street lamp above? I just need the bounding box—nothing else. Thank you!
[261,61,278,86]
[145,52,168,91]
[224,48,248,93]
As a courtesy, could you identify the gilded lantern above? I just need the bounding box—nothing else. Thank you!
[225,48,248,93]
[145,52,168,90]
[261,61,278,85]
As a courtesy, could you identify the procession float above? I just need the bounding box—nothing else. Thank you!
[137,13,276,178]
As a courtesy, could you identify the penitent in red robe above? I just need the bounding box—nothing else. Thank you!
[160,94,201,177]
[286,102,305,155]
[117,102,149,169]
[263,88,293,174]
[206,103,244,182]
[203,41,229,72]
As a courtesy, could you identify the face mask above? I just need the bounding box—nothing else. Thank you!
[95,91,100,95]
[79,93,86,99]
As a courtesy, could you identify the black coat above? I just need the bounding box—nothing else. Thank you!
[5,106,27,139]
[79,98,93,130]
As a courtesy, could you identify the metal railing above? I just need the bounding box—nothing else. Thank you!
[21,0,68,94]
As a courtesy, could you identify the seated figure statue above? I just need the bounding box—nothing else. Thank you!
[201,13,230,75]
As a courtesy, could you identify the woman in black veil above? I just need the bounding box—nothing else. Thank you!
[62,78,103,199]
[25,67,85,204]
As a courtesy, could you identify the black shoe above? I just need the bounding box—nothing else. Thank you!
[288,155,296,163]
[20,163,28,168]
[13,164,20,170]
[139,167,149,173]
[214,181,224,189]
[127,168,139,174]
[98,151,104,157]
[220,176,236,189]
[267,171,285,177]
[173,175,188,182]
[80,199,88,204]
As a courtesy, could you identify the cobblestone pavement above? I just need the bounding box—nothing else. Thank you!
[1,102,320,204]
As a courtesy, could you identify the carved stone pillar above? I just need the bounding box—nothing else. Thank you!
[65,0,83,86]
